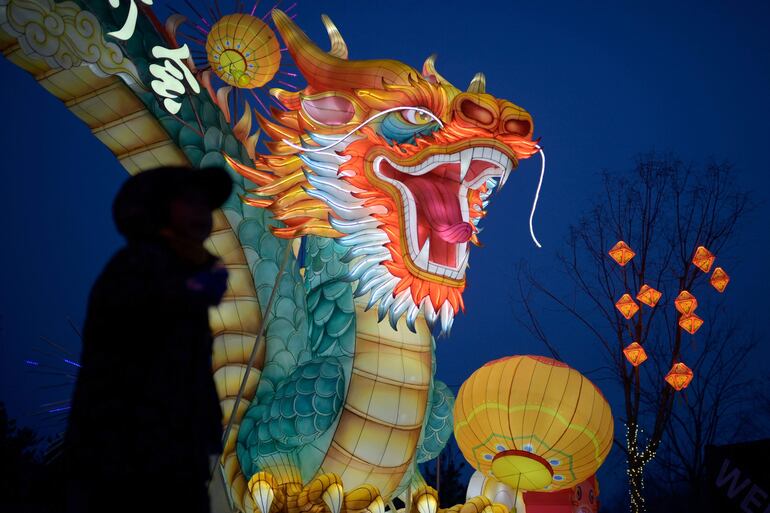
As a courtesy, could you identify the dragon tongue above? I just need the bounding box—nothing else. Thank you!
[405,175,472,244]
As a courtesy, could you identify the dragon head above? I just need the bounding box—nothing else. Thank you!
[227,10,539,335]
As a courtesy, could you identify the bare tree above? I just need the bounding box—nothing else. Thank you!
[514,154,751,513]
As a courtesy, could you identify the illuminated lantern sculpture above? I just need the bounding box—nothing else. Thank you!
[615,294,639,320]
[636,285,662,308]
[665,362,694,391]
[206,14,282,88]
[454,356,614,498]
[692,246,716,273]
[711,267,730,293]
[674,290,698,315]
[609,241,635,266]
[623,342,648,367]
[679,313,704,335]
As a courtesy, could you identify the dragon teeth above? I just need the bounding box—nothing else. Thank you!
[459,149,472,181]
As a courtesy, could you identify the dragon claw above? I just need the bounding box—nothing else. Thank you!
[248,472,279,513]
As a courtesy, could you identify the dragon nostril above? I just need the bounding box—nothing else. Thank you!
[504,118,531,136]
[460,99,495,126]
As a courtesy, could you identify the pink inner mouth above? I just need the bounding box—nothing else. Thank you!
[380,159,496,267]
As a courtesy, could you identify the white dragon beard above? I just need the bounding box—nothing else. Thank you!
[298,131,457,336]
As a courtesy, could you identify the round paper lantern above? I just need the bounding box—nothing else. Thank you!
[206,14,281,88]
[454,356,614,493]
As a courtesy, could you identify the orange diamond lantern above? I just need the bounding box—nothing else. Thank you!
[623,342,648,367]
[710,267,730,293]
[609,241,635,266]
[674,290,698,315]
[665,362,693,391]
[679,313,704,335]
[692,246,716,273]
[615,294,639,319]
[636,284,662,308]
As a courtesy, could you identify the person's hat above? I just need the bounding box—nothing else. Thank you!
[113,166,233,239]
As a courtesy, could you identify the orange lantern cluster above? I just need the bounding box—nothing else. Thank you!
[711,267,730,293]
[636,284,662,308]
[674,290,703,334]
[665,362,694,391]
[609,241,635,266]
[615,294,639,319]
[692,246,716,273]
[623,342,648,367]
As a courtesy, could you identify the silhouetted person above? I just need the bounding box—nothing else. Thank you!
[63,166,233,513]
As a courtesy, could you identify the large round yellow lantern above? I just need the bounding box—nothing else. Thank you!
[454,355,614,492]
[205,14,281,88]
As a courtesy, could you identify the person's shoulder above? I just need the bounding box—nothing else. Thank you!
[97,241,175,284]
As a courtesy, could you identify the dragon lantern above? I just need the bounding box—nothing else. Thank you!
[0,3,539,513]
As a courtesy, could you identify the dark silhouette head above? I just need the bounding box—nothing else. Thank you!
[112,166,232,242]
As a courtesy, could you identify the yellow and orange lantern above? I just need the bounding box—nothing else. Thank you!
[454,356,614,494]
[679,313,704,335]
[665,362,694,391]
[636,285,662,308]
[692,246,716,273]
[206,14,282,88]
[615,294,639,320]
[623,342,648,367]
[711,267,730,293]
[674,291,698,315]
[609,241,635,266]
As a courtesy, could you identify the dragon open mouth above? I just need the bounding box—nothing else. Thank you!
[373,146,514,280]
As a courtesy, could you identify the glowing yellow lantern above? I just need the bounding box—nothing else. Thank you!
[206,14,281,88]
[674,290,698,315]
[623,342,647,367]
[454,355,614,493]
[665,362,693,391]
[615,294,639,320]
[692,246,716,273]
[711,267,730,293]
[636,285,662,308]
[608,241,635,266]
[679,313,704,335]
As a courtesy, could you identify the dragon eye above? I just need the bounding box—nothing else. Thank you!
[402,108,434,125]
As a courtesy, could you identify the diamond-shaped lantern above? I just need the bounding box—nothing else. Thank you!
[679,313,704,335]
[615,294,639,319]
[665,362,693,391]
[636,284,662,308]
[609,241,635,266]
[674,291,698,315]
[623,342,648,367]
[710,267,730,293]
[692,246,716,273]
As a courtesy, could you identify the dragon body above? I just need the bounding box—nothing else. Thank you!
[0,3,537,512]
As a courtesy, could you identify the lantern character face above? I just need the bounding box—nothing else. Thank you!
[692,246,716,273]
[674,290,698,315]
[636,284,662,308]
[711,267,730,293]
[615,294,639,319]
[228,11,539,335]
[609,241,635,266]
[571,476,599,513]
[679,313,703,335]
[623,342,647,367]
[665,362,693,391]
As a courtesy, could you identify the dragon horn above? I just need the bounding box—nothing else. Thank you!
[467,72,486,93]
[320,14,348,59]
[271,9,419,90]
